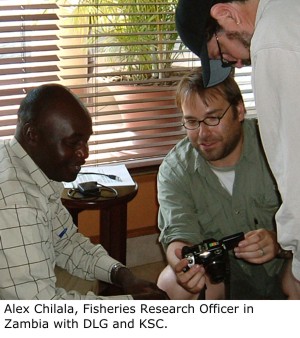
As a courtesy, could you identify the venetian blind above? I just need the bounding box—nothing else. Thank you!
[0,0,254,169]
[0,1,60,139]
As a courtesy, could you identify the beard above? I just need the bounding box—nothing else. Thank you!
[194,124,243,164]
[197,137,240,163]
[226,31,252,66]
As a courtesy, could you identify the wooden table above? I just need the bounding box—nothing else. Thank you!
[61,184,138,265]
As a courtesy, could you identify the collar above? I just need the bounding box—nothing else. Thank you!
[255,0,268,28]
[9,137,63,200]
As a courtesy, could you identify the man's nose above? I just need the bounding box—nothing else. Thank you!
[197,122,211,138]
[75,144,89,159]
[234,59,245,68]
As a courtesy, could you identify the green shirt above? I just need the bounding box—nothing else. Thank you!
[158,119,285,299]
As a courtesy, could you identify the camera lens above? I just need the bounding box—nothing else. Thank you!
[206,260,227,284]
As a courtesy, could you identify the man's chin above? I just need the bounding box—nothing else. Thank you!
[61,172,79,183]
[51,171,79,183]
[46,164,82,182]
[64,165,82,182]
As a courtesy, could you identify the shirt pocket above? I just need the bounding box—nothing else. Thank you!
[252,198,279,230]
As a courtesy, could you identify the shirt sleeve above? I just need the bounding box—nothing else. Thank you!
[53,202,120,283]
[157,158,203,250]
[0,204,132,300]
[253,47,300,280]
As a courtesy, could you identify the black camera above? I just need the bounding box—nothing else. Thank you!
[182,232,244,284]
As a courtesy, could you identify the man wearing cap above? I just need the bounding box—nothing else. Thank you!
[175,0,300,298]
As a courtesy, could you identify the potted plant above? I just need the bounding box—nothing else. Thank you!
[98,0,184,83]
[59,0,189,130]
[65,0,185,83]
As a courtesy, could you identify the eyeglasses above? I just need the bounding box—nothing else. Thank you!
[182,103,232,130]
[215,32,237,68]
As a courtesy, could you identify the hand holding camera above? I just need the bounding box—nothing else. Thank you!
[182,232,244,284]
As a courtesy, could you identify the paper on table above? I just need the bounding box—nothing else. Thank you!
[63,164,135,188]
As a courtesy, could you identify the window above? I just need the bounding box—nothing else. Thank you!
[0,1,60,138]
[0,0,254,169]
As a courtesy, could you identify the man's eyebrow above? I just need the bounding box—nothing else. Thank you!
[66,133,82,139]
[71,130,93,137]
[182,115,197,119]
[183,107,224,119]
[205,108,224,115]
[64,133,89,141]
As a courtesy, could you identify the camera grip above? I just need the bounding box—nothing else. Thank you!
[182,245,195,272]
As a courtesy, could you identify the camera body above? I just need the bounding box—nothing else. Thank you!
[182,232,244,284]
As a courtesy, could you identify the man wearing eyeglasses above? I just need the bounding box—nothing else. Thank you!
[157,69,290,299]
[175,0,300,298]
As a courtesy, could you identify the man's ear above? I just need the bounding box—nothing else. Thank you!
[23,123,39,145]
[210,4,241,26]
[236,100,246,122]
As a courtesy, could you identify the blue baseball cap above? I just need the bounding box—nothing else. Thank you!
[175,0,232,87]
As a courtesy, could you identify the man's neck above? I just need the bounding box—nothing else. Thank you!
[233,0,260,33]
